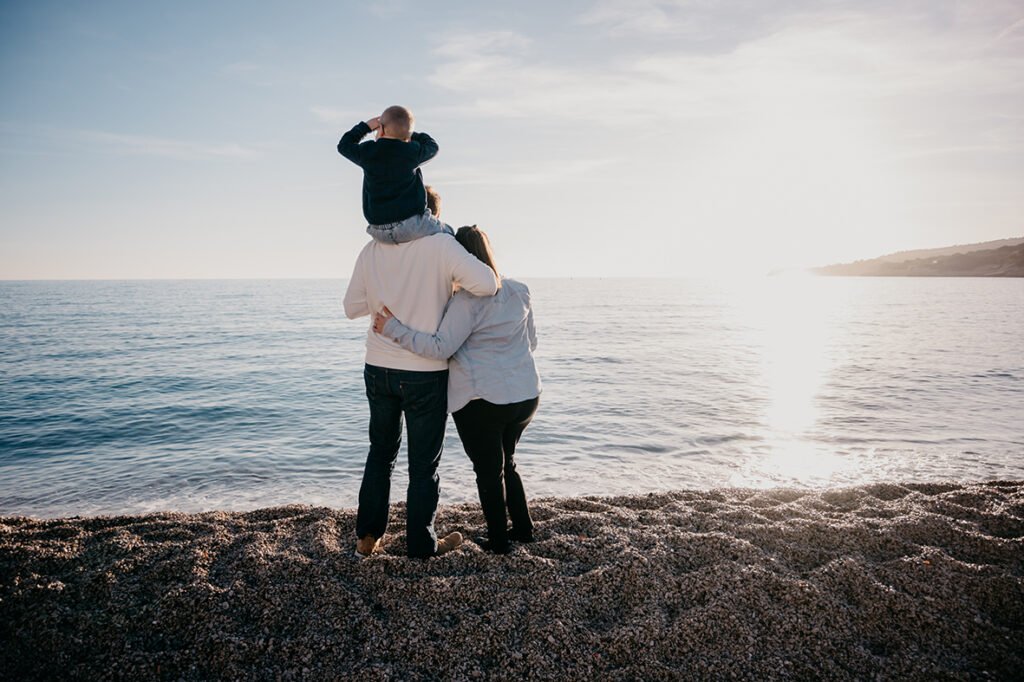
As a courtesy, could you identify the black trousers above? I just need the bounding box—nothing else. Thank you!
[452,397,539,548]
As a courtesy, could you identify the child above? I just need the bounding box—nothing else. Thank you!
[337,106,452,244]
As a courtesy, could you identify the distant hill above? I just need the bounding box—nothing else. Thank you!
[814,237,1024,277]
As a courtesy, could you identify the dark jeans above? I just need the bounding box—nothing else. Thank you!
[356,364,448,558]
[452,397,539,550]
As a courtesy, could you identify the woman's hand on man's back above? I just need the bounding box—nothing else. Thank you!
[373,307,394,335]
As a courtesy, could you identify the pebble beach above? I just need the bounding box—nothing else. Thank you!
[2,480,1022,680]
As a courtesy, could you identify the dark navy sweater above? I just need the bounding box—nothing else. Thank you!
[337,121,439,225]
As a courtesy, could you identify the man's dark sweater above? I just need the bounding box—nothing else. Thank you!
[337,121,439,225]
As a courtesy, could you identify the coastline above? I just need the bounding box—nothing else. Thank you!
[2,481,1022,680]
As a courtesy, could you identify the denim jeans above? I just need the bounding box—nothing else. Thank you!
[356,364,449,558]
[366,209,454,245]
[452,397,539,551]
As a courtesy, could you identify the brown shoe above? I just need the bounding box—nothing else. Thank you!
[434,531,464,557]
[354,535,382,558]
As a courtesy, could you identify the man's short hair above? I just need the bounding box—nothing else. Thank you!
[425,185,441,218]
[381,105,414,140]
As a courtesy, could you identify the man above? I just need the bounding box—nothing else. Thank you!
[343,189,498,558]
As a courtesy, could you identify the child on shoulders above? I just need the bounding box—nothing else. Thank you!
[337,105,453,244]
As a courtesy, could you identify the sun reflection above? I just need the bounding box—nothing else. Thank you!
[731,277,849,484]
[758,440,846,484]
[760,287,828,434]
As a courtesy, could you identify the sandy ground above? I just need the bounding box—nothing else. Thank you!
[2,481,1022,681]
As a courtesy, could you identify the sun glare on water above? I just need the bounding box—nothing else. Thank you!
[730,277,854,485]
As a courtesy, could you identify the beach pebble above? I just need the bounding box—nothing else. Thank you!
[1,481,1022,680]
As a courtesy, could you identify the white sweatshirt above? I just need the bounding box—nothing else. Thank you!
[343,233,499,371]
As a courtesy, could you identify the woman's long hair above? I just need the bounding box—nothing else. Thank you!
[456,225,502,289]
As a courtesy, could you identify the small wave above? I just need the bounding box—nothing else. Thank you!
[2,278,1022,516]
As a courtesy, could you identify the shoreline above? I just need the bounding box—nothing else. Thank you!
[2,481,1022,680]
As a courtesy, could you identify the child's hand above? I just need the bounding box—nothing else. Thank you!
[372,306,394,334]
[366,116,381,131]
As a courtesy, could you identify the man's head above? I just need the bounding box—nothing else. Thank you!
[379,105,414,141]
[425,185,441,218]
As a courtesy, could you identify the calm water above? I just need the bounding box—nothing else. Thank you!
[1,278,1021,518]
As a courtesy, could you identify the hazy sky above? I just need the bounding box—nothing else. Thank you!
[2,0,1022,278]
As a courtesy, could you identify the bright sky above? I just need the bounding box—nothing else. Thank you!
[2,0,1022,278]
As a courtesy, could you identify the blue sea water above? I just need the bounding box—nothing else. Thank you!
[1,277,1022,517]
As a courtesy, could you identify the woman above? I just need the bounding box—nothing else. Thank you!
[372,226,541,554]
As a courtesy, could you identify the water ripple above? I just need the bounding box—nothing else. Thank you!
[1,277,1022,517]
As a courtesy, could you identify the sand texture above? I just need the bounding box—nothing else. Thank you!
[2,481,1022,680]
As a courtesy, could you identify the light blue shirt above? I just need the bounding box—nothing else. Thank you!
[382,277,542,413]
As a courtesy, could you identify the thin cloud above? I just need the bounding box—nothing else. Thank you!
[1,123,263,161]
[429,158,615,187]
[222,60,334,89]
[367,0,406,19]
[220,61,278,87]
[426,8,1024,158]
[580,0,1024,43]
[579,0,694,37]
[993,15,1024,43]
[222,61,261,74]
[578,0,813,41]
[886,144,1021,162]
[432,31,531,59]
[429,31,534,94]
[81,130,261,160]
[427,31,654,125]
[309,106,366,125]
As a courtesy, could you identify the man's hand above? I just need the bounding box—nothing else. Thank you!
[372,306,394,334]
[366,116,382,131]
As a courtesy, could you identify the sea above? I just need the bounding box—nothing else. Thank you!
[1,277,1022,518]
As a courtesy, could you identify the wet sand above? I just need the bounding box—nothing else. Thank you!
[2,481,1022,680]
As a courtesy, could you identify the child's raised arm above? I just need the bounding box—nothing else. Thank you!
[337,118,380,166]
[410,131,439,165]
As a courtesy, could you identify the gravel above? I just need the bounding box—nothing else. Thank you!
[2,480,1022,680]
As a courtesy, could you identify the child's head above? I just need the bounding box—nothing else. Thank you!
[425,185,441,218]
[380,105,414,141]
